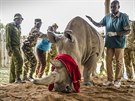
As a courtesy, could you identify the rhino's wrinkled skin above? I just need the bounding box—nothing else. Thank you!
[33,16,104,88]
[47,16,104,85]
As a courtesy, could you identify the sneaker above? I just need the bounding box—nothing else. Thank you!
[28,77,34,82]
[114,80,121,88]
[103,81,114,86]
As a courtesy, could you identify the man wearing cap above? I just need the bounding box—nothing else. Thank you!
[5,13,24,83]
[22,18,45,81]
[45,23,62,75]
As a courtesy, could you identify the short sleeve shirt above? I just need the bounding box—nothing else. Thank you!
[100,12,130,48]
[36,38,52,52]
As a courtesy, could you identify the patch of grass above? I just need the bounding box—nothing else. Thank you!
[0,67,9,83]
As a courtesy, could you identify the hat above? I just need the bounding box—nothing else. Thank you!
[35,18,42,23]
[52,23,58,28]
[14,13,23,20]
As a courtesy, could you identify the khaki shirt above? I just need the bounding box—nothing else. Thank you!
[6,22,21,51]
[126,21,135,50]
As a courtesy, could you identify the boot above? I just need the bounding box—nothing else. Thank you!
[15,75,25,83]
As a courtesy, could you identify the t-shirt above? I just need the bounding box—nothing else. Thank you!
[36,38,52,52]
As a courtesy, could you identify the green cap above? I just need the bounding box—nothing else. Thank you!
[35,18,42,23]
[14,13,23,20]
[52,23,58,28]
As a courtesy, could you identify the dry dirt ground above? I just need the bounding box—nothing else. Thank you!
[0,76,135,101]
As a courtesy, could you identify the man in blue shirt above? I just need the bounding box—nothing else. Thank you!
[86,0,130,88]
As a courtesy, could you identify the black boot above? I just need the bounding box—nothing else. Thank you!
[15,75,25,83]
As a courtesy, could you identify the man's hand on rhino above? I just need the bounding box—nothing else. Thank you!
[107,32,117,37]
[47,26,53,32]
[47,30,53,34]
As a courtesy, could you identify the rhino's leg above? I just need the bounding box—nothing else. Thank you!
[33,71,60,85]
[83,54,98,86]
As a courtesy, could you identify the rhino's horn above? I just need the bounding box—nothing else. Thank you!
[33,71,60,85]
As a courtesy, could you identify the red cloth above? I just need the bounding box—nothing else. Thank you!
[48,54,81,92]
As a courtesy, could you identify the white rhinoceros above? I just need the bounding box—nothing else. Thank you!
[33,54,81,93]
[34,16,104,87]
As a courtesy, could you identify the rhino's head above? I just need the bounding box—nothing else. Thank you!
[47,30,80,64]
[51,59,64,68]
[50,59,65,73]
[33,59,71,86]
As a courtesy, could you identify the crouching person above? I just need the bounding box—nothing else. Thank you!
[33,54,81,93]
[35,36,52,78]
[22,18,43,81]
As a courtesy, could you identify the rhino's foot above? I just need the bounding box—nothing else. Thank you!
[83,81,94,86]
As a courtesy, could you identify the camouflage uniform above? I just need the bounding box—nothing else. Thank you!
[124,21,135,79]
[22,27,41,80]
[45,44,58,75]
[6,22,23,83]
[45,24,62,75]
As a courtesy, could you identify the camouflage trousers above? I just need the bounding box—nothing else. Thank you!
[22,44,37,78]
[124,48,135,79]
[9,46,23,83]
[45,44,58,75]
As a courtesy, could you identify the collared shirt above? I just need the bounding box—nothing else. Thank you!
[100,12,130,48]
[6,22,21,51]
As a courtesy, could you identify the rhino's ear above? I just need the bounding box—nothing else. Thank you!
[50,60,63,68]
[64,30,75,42]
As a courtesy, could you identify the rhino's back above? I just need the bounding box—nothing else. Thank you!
[65,16,104,64]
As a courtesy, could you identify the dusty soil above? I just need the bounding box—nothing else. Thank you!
[0,76,135,101]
